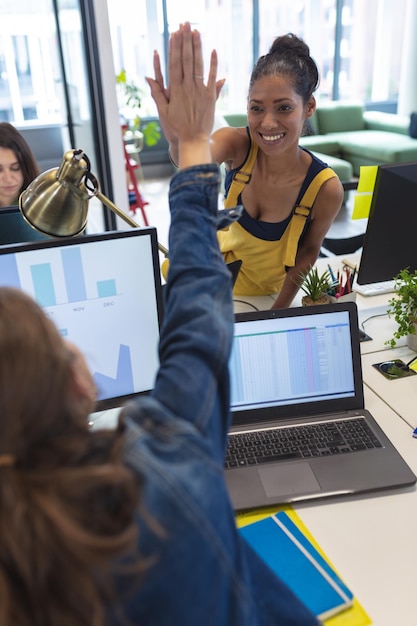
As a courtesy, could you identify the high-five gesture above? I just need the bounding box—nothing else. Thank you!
[147,22,224,169]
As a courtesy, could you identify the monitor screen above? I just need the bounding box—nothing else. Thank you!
[357,162,417,285]
[0,228,163,410]
[0,206,50,245]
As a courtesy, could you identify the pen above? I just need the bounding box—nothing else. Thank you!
[413,427,417,439]
[327,264,336,282]
[345,268,351,294]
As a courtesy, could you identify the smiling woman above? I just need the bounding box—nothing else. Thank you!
[211,33,344,309]
[160,32,344,309]
[0,123,40,208]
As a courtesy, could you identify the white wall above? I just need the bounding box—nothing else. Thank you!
[398,0,417,116]
[91,0,130,222]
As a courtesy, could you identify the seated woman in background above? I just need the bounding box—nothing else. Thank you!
[0,121,40,208]
[157,33,344,309]
[0,24,319,626]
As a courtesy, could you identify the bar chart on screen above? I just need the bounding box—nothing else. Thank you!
[0,234,161,403]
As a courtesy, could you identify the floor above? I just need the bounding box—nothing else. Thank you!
[136,175,368,261]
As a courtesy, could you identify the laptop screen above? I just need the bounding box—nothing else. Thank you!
[230,304,363,424]
[0,228,163,410]
[0,206,50,245]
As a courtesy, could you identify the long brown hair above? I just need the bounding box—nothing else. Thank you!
[0,122,40,192]
[0,287,141,626]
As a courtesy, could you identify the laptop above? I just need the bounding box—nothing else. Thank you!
[225,302,416,510]
[0,227,163,411]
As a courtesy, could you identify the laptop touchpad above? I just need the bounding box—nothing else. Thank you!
[258,463,320,497]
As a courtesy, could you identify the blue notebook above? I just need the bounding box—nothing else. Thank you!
[239,511,354,621]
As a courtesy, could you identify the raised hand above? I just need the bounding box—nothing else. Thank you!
[147,22,225,169]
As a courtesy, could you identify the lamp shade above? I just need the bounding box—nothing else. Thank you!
[19,150,91,237]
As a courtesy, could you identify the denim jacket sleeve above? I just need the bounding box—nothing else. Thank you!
[117,165,319,626]
[150,164,235,460]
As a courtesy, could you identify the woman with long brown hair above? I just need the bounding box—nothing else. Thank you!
[0,122,40,207]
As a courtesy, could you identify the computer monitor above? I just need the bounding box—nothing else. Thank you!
[0,228,163,410]
[0,206,50,245]
[356,162,417,285]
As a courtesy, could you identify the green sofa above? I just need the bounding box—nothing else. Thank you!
[223,112,354,184]
[224,103,417,181]
[300,101,417,176]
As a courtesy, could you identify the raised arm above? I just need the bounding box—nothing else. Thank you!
[146,24,234,457]
[148,25,225,168]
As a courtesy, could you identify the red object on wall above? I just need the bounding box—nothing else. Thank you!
[122,124,149,226]
[124,143,149,226]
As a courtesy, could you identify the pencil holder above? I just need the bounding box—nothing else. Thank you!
[329,292,357,304]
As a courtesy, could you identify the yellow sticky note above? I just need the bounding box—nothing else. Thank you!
[352,194,372,220]
[357,165,378,193]
[408,358,417,372]
[351,165,379,219]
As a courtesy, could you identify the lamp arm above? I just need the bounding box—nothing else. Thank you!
[95,189,169,257]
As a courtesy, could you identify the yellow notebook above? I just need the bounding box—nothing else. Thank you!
[236,505,372,626]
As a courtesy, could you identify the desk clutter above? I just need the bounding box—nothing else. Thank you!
[327,263,357,300]
[236,507,371,625]
[298,265,357,306]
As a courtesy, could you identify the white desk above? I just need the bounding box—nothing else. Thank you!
[362,345,417,430]
[232,261,417,625]
[232,253,402,355]
[233,294,276,314]
[295,388,417,626]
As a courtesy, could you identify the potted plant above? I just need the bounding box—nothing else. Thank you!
[385,268,417,349]
[297,267,333,306]
[116,69,161,147]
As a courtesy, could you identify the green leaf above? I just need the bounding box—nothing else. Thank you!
[142,121,161,147]
[296,267,332,301]
[115,69,127,85]
[385,267,417,347]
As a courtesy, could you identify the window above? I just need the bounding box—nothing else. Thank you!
[108,0,410,117]
[339,0,407,107]
[0,0,412,126]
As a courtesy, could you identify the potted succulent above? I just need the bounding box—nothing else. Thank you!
[385,268,417,350]
[297,267,333,306]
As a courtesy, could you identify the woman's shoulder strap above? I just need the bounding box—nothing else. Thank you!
[224,131,258,208]
[284,167,338,267]
[298,167,337,209]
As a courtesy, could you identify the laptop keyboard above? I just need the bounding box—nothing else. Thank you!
[225,417,383,468]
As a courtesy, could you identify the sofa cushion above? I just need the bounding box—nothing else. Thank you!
[328,130,417,162]
[311,152,353,183]
[299,135,341,156]
[316,102,366,134]
[223,113,248,127]
[364,110,410,135]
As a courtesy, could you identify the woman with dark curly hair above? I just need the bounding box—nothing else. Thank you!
[0,122,40,208]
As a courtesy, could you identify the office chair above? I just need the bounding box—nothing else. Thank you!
[320,233,364,257]
[0,206,52,245]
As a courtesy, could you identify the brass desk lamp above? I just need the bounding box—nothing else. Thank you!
[19,149,169,256]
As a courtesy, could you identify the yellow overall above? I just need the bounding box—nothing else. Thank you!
[218,138,337,295]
